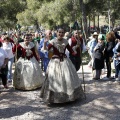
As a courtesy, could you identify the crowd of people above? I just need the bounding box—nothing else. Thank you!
[87,29,120,81]
[0,27,120,104]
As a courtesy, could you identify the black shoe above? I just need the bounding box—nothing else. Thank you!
[92,78,100,80]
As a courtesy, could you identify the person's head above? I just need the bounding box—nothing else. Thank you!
[57,28,65,40]
[45,30,52,39]
[64,32,69,40]
[29,34,33,42]
[92,32,98,39]
[64,32,69,37]
[0,41,2,47]
[73,30,79,38]
[1,32,7,40]
[3,35,10,44]
[16,32,21,38]
[24,34,30,45]
[106,31,116,42]
[34,32,39,38]
[98,34,105,43]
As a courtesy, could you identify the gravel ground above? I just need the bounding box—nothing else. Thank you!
[0,64,120,120]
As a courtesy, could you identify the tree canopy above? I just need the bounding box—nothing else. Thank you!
[0,0,26,29]
[1,0,120,32]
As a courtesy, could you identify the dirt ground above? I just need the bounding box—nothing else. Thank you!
[0,64,120,120]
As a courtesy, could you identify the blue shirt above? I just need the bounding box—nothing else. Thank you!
[38,38,49,58]
[89,38,97,54]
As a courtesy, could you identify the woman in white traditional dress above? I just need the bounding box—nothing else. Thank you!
[40,28,84,104]
[13,34,44,90]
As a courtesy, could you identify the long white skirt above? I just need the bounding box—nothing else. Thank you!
[40,58,84,103]
[13,57,44,90]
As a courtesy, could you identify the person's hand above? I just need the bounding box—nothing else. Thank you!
[94,48,96,51]
[44,36,49,43]
[72,46,77,54]
[117,53,120,57]
[15,40,19,45]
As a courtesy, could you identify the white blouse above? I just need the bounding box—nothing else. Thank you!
[0,48,8,67]
[2,42,14,59]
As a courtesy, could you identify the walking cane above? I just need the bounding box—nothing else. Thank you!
[79,45,86,99]
[13,36,18,90]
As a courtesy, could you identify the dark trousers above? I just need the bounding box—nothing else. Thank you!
[70,55,81,71]
[105,57,111,78]
[0,67,8,86]
[93,69,101,79]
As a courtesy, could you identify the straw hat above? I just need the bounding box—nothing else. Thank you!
[92,32,98,36]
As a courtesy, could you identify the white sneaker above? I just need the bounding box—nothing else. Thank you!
[42,72,45,76]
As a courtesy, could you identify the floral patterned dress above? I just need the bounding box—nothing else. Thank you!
[13,42,44,90]
[40,38,84,103]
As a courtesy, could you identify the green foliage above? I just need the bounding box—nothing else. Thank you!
[16,0,83,29]
[0,0,26,28]
[1,0,120,30]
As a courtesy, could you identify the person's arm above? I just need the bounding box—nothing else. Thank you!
[34,41,40,59]
[38,39,44,58]
[1,50,8,68]
[106,42,114,52]
[12,44,21,53]
[99,42,105,52]
[43,39,48,51]
[94,43,99,51]
[89,40,94,53]
[2,58,8,68]
[31,47,39,61]
[38,38,44,51]
[68,38,72,46]
[82,39,86,53]
[66,44,76,56]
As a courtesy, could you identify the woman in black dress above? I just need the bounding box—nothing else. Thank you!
[93,34,105,80]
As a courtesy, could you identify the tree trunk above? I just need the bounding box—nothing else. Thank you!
[79,0,88,43]
[111,16,115,28]
[88,15,90,36]
[97,15,100,33]
[93,15,95,27]
[34,20,39,32]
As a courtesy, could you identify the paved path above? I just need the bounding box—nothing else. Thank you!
[0,65,120,120]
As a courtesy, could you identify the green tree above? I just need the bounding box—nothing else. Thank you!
[0,0,26,29]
